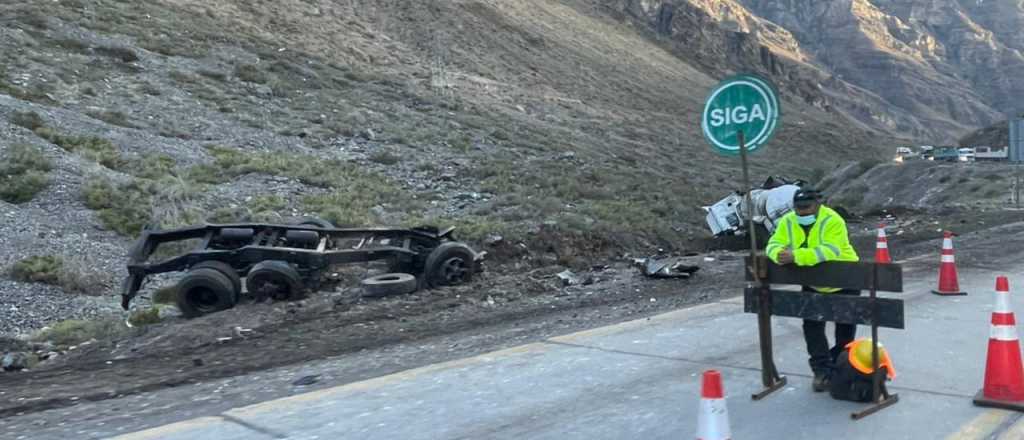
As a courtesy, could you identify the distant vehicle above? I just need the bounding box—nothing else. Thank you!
[958,147,976,162]
[932,146,960,162]
[974,146,1009,161]
[894,147,919,163]
[919,145,935,160]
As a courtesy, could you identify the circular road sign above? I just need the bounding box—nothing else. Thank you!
[701,74,780,155]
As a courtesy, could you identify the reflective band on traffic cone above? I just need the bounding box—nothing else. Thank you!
[932,231,967,296]
[875,223,892,263]
[696,370,731,440]
[974,277,1024,411]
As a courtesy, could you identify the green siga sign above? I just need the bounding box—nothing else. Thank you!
[701,74,780,155]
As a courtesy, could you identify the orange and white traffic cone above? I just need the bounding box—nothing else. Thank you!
[932,231,967,296]
[875,223,892,263]
[696,370,731,440]
[974,277,1024,411]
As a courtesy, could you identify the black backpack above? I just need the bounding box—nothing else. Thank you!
[829,348,890,402]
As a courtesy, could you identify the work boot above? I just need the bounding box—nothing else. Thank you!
[812,373,830,392]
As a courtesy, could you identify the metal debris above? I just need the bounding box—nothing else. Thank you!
[556,270,579,286]
[635,257,701,279]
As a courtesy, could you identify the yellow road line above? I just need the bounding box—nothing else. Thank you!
[117,301,741,437]
[115,343,551,437]
[107,417,227,440]
[944,409,1013,440]
[997,414,1024,440]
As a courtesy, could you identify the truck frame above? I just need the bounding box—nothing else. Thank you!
[122,220,482,318]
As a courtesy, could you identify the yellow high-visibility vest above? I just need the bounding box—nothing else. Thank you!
[765,205,859,293]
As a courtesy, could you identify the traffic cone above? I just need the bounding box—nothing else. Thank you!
[932,231,967,296]
[696,370,731,440]
[875,223,892,263]
[974,277,1024,411]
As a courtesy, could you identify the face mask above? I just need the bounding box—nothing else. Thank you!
[796,214,817,226]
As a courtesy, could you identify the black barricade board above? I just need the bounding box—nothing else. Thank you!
[744,257,903,292]
[744,288,905,329]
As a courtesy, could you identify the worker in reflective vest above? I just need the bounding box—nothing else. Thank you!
[765,188,860,392]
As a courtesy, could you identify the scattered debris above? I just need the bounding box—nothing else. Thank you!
[556,270,579,286]
[2,352,31,371]
[635,257,701,279]
[233,327,253,338]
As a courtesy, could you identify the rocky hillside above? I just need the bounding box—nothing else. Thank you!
[0,0,895,335]
[960,120,1010,147]
[636,0,1024,142]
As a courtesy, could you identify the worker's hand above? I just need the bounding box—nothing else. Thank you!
[777,249,795,265]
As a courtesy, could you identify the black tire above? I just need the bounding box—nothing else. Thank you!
[176,268,238,318]
[361,273,419,297]
[423,242,477,288]
[246,260,305,301]
[190,261,242,302]
[296,217,334,229]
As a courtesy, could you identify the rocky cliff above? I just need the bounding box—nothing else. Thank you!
[615,0,1024,142]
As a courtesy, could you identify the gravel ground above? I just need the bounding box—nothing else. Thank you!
[0,199,125,336]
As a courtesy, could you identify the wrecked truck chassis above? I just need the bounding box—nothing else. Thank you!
[121,223,481,315]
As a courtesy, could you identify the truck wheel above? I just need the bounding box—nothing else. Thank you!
[176,268,238,318]
[190,261,242,302]
[246,260,305,301]
[423,242,477,288]
[361,273,419,297]
[296,217,334,229]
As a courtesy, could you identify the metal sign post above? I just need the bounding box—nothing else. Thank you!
[701,74,783,399]
[740,130,787,399]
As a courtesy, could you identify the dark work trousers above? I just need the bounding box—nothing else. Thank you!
[801,286,862,376]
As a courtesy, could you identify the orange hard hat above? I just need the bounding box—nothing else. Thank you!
[846,338,896,379]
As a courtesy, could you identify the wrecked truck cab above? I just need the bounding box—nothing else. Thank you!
[121,221,484,318]
[704,176,805,248]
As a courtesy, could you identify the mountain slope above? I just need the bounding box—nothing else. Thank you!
[652,0,1024,142]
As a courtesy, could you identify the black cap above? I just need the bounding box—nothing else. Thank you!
[793,188,821,209]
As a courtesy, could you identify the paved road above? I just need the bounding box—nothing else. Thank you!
[105,256,1024,440]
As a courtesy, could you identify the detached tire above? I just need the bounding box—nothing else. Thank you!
[361,273,418,297]
[176,268,238,318]
[423,242,477,288]
[246,260,304,301]
[297,217,334,229]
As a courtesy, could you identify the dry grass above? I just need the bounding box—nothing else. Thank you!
[0,144,53,204]
[34,127,126,170]
[10,254,113,294]
[31,318,135,349]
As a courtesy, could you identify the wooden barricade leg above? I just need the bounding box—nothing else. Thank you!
[751,258,786,400]
[851,264,899,420]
